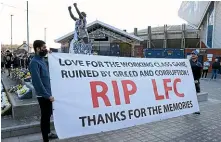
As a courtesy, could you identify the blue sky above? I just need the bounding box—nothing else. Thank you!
[0,0,186,48]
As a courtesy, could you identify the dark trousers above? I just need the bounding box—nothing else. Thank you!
[37,97,52,142]
[202,69,208,78]
[211,69,219,79]
[195,81,200,93]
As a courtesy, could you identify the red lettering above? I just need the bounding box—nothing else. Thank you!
[173,78,184,97]
[112,81,121,105]
[121,80,137,104]
[152,79,164,100]
[163,79,172,99]
[90,81,111,108]
[152,78,184,100]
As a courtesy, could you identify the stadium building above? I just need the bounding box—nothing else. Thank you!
[133,24,200,59]
[55,20,144,57]
[178,1,221,63]
[55,1,221,71]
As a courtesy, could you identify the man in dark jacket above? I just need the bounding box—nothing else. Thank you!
[211,59,220,80]
[29,40,57,142]
[190,50,202,93]
[5,50,13,76]
[13,54,20,68]
[190,50,202,115]
[1,51,6,73]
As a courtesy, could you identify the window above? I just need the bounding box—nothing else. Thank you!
[206,2,214,48]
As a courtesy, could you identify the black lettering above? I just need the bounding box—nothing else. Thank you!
[97,114,105,125]
[79,116,87,127]
[91,61,98,67]
[120,62,127,67]
[59,58,65,66]
[100,71,107,77]
[190,101,193,108]
[158,106,162,114]
[120,111,126,121]
[92,70,99,77]
[65,59,72,66]
[132,71,138,77]
[97,61,104,67]
[68,70,76,78]
[71,60,78,66]
[79,60,84,66]
[87,70,92,77]
[88,115,96,126]
[119,71,124,77]
[154,62,160,67]
[163,104,170,113]
[128,110,133,119]
[113,112,121,121]
[152,106,159,115]
[115,62,121,67]
[140,108,147,117]
[104,62,110,67]
[182,102,187,109]
[172,103,179,110]
[86,61,91,67]
[169,104,173,111]
[134,109,141,118]
[61,70,68,78]
[147,107,152,115]
[105,113,113,123]
[140,71,145,77]
[78,70,86,77]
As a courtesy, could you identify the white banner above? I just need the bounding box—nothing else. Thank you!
[48,53,199,139]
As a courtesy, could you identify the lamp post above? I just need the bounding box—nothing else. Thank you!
[27,1,29,52]
[44,28,47,42]
[10,14,13,50]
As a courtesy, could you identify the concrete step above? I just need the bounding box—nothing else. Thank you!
[1,115,54,139]
[197,92,208,102]
[2,73,40,119]
[1,131,62,142]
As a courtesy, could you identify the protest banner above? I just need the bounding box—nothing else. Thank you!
[48,53,199,139]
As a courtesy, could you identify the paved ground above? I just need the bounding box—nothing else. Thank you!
[2,78,221,142]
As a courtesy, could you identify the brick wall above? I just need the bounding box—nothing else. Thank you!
[134,46,144,58]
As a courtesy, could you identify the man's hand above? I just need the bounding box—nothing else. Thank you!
[73,3,77,7]
[49,96,55,102]
[68,6,72,10]
[194,80,198,83]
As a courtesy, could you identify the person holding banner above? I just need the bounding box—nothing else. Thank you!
[190,50,202,93]
[29,40,58,142]
[190,50,202,114]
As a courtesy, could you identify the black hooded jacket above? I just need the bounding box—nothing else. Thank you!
[212,62,220,70]
[190,59,202,80]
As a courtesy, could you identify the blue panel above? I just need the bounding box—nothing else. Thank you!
[144,49,184,59]
[144,49,164,58]
[164,49,174,58]
[173,49,184,59]
[207,25,213,48]
[144,49,154,58]
[165,49,184,59]
[110,43,120,56]
[98,51,111,56]
[155,50,164,58]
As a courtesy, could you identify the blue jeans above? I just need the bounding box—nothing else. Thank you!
[211,69,219,79]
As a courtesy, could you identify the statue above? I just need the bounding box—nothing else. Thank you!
[68,3,92,54]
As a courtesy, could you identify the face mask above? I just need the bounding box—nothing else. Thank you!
[39,49,48,57]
